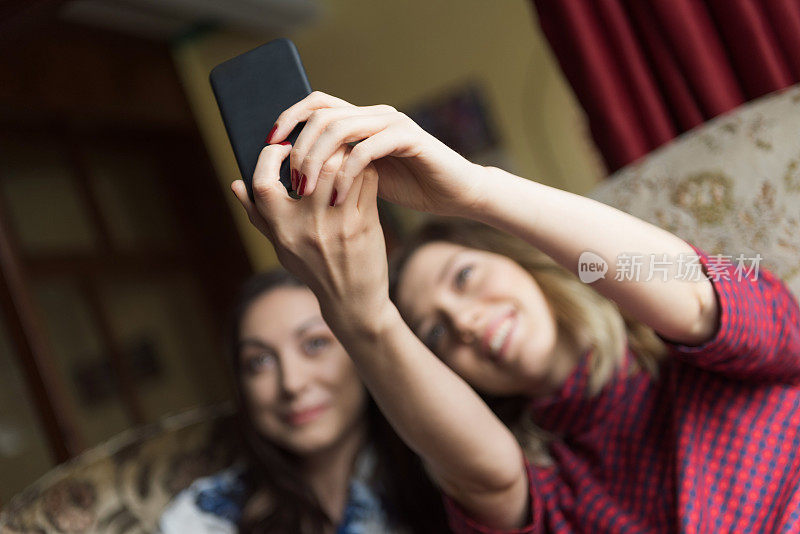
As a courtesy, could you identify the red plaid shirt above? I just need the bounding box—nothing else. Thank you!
[445,245,800,533]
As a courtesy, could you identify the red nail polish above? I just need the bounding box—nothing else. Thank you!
[329,190,338,207]
[279,141,291,146]
[298,174,306,196]
[266,125,277,143]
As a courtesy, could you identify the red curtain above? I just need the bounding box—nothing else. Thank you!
[532,0,800,173]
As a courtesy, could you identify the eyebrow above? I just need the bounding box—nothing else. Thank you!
[238,316,327,353]
[294,316,326,337]
[238,338,272,353]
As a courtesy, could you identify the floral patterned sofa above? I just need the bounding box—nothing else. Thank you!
[0,405,239,533]
[589,84,800,300]
[2,84,799,534]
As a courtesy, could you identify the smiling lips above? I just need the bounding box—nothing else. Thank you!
[482,310,517,361]
[283,403,329,426]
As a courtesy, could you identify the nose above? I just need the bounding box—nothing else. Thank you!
[445,302,482,344]
[278,352,311,397]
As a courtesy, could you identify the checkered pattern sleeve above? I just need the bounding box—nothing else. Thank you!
[442,460,544,534]
[659,243,800,382]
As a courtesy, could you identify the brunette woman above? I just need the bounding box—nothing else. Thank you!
[159,269,446,533]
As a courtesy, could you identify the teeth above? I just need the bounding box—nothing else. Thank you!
[489,317,513,355]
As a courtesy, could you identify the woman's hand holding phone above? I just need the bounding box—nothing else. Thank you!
[231,142,395,336]
[269,91,486,217]
[232,90,491,337]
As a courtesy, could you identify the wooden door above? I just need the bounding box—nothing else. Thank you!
[0,19,251,502]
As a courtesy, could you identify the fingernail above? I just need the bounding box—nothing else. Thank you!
[291,169,298,190]
[298,174,307,196]
[329,189,337,207]
[266,125,277,143]
[279,141,291,146]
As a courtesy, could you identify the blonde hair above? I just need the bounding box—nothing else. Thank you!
[388,217,668,465]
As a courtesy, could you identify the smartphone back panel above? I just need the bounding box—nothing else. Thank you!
[210,38,311,199]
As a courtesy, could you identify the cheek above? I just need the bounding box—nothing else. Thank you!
[242,377,286,441]
[242,375,279,412]
[338,380,367,429]
[488,266,532,299]
[330,359,367,416]
[499,270,553,329]
[525,292,558,345]
[313,349,367,411]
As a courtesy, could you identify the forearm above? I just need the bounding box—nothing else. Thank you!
[328,304,529,528]
[465,166,718,345]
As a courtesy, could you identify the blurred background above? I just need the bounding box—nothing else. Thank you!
[0,0,605,503]
[4,0,799,508]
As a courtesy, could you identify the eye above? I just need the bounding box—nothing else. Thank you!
[454,264,474,290]
[424,323,447,352]
[302,335,332,355]
[243,352,277,375]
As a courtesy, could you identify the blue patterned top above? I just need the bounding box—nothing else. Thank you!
[158,451,398,533]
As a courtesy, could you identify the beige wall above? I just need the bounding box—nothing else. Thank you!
[172,0,605,270]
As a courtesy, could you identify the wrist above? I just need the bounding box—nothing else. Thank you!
[459,164,506,222]
[322,298,402,345]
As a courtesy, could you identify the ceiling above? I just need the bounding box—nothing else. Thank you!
[58,0,321,40]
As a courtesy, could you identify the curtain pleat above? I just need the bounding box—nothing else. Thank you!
[532,0,800,173]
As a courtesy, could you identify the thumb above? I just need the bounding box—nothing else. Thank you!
[231,180,273,240]
[251,143,293,217]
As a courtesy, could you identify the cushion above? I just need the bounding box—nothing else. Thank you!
[0,404,238,534]
[589,85,800,299]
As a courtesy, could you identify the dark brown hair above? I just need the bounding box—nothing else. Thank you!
[229,269,447,533]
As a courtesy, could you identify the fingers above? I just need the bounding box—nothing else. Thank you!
[251,143,293,220]
[341,160,365,210]
[291,106,359,195]
[336,125,411,196]
[270,91,355,144]
[293,109,397,197]
[231,180,273,240]
[356,163,380,214]
[264,91,404,211]
[311,145,349,210]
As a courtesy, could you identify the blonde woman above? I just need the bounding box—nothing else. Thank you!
[232,91,800,533]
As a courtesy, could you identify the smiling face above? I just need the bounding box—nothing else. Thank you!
[396,241,569,396]
[238,287,366,456]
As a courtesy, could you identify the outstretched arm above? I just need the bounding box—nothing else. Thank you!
[471,168,800,383]
[268,91,718,348]
[462,166,720,347]
[333,301,531,530]
[232,143,531,530]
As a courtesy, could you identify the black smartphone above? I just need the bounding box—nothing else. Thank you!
[209,38,312,200]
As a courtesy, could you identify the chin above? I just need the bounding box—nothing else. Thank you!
[282,435,335,456]
[517,349,547,373]
[516,340,556,379]
[257,418,340,456]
